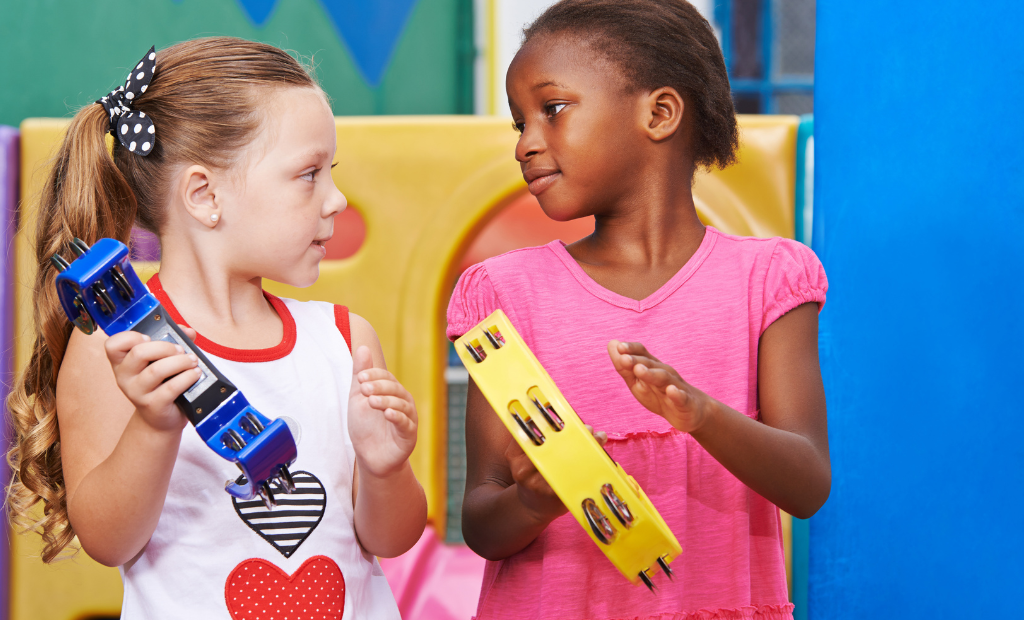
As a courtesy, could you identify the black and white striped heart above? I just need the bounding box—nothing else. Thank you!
[232,470,326,558]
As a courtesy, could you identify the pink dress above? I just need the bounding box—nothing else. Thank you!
[446,227,827,620]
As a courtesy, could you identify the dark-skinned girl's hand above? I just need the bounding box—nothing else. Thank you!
[505,424,607,523]
[608,340,714,434]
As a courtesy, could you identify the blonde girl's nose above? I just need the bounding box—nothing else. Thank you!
[326,185,347,216]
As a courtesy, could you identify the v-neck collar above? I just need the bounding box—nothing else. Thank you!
[546,226,718,313]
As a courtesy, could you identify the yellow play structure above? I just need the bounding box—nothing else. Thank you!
[11,114,799,619]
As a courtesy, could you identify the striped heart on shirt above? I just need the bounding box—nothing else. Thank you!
[232,470,326,558]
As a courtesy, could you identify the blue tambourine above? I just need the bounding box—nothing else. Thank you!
[51,238,297,509]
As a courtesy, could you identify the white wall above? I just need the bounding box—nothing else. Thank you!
[475,0,717,115]
[689,0,715,24]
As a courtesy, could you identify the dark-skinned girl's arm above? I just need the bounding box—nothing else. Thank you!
[461,378,606,561]
[609,302,830,518]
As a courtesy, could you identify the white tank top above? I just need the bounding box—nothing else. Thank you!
[119,277,400,620]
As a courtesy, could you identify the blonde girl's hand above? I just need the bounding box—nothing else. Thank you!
[608,340,713,434]
[506,424,607,523]
[103,327,200,433]
[349,345,418,478]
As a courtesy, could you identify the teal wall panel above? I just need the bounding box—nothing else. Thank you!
[0,0,473,126]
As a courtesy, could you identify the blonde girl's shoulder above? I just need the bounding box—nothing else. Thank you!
[348,312,386,367]
[57,329,131,437]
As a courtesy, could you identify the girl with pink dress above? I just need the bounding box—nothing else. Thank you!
[447,1,830,619]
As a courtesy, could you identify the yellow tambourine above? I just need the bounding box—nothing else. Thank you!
[456,310,682,590]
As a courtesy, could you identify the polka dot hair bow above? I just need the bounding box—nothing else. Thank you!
[96,46,157,156]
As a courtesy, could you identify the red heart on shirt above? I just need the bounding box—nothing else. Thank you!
[225,556,345,620]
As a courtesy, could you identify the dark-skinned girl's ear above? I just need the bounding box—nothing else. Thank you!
[645,86,685,142]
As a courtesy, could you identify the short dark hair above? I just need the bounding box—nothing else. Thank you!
[523,0,738,171]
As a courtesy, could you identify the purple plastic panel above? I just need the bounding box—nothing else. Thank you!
[0,125,20,620]
[130,227,161,262]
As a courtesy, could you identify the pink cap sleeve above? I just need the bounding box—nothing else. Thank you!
[761,238,828,334]
[446,263,500,341]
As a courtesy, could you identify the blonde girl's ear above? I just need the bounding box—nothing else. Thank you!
[180,165,221,228]
[643,86,686,142]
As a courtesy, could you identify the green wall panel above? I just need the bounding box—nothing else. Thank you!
[0,0,473,126]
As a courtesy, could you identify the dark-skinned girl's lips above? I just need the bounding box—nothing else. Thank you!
[527,171,561,195]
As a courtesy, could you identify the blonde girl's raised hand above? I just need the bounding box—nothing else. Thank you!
[607,340,712,434]
[347,315,426,558]
[104,330,201,432]
[348,345,419,477]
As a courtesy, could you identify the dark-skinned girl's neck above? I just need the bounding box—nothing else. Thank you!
[565,164,706,302]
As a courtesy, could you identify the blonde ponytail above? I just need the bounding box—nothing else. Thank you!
[6,103,138,562]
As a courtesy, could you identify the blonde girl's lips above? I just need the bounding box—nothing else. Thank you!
[311,241,327,259]
[527,171,561,195]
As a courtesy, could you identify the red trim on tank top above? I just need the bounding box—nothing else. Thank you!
[333,305,352,353]
[146,273,296,363]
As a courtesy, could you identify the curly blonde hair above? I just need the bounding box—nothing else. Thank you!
[6,37,319,562]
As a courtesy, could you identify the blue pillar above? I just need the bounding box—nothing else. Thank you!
[810,1,1024,616]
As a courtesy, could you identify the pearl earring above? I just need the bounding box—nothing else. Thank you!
[210,214,219,223]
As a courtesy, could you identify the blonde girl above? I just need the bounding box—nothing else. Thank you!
[8,37,426,619]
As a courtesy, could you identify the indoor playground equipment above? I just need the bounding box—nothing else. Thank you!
[50,238,300,508]
[6,113,804,620]
[0,125,18,620]
[456,310,682,590]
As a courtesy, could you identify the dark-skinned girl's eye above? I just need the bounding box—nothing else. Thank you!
[512,121,525,134]
[546,103,567,117]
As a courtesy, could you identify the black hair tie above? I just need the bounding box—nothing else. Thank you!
[96,46,157,156]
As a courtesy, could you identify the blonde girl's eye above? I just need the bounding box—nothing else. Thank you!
[301,163,337,183]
